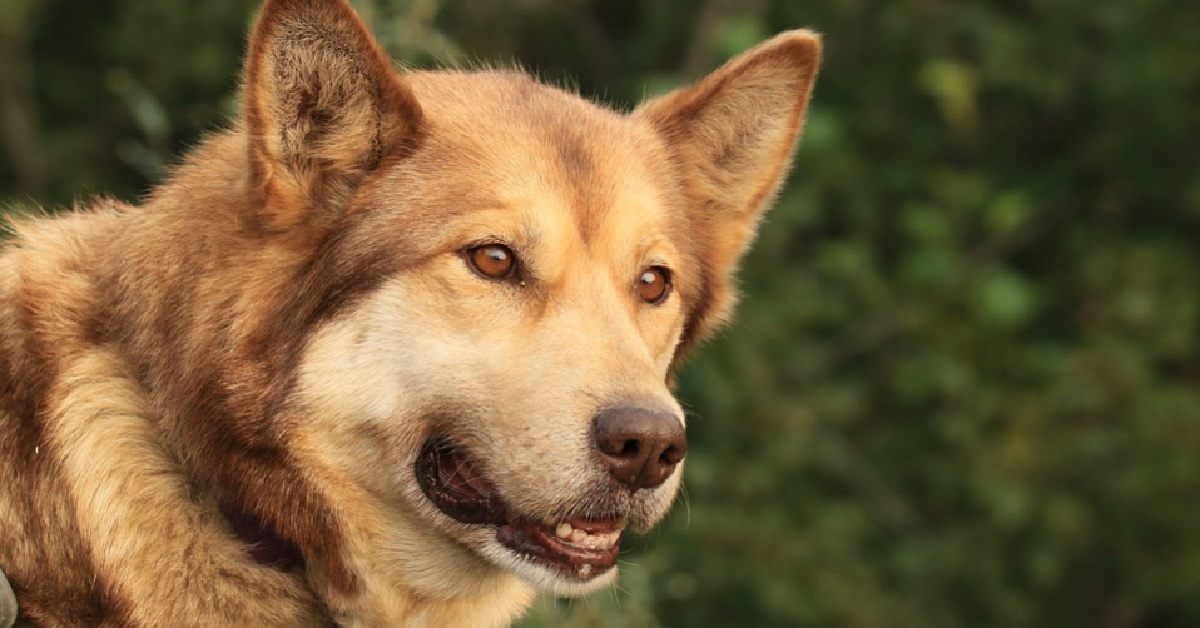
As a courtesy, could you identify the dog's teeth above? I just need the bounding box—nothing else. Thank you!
[571,529,588,543]
[556,522,573,539]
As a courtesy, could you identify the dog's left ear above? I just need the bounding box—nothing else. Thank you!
[637,30,821,354]
[244,0,422,229]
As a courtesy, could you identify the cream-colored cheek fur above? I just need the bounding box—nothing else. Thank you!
[294,309,537,626]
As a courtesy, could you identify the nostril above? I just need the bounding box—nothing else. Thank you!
[660,444,684,465]
[619,439,639,457]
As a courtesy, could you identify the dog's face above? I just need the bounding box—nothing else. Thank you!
[238,0,819,600]
[296,75,696,595]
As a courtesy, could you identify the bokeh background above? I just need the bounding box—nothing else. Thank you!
[3,0,1199,626]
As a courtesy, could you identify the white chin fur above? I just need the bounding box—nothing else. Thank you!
[477,539,618,597]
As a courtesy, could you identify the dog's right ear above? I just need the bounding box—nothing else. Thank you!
[244,0,421,230]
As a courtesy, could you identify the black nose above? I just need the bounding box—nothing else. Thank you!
[591,407,687,490]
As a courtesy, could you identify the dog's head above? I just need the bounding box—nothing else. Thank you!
[231,0,818,600]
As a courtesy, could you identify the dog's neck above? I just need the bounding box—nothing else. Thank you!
[218,500,303,570]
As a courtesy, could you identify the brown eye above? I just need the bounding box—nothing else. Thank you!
[467,244,517,280]
[637,266,671,304]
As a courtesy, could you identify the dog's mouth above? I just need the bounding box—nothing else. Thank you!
[415,438,624,581]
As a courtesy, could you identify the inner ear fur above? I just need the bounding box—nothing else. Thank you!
[244,0,422,229]
[638,30,821,358]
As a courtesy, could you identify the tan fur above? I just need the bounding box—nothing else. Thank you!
[0,1,820,625]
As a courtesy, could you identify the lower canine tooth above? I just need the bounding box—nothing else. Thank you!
[556,523,573,539]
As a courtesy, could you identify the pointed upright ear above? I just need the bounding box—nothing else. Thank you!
[244,0,422,229]
[637,30,820,356]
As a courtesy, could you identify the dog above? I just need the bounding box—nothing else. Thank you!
[0,0,819,625]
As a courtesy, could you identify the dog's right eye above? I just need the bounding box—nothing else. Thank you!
[636,266,672,304]
[465,244,518,280]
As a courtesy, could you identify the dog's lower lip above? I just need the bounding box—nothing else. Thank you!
[415,437,622,579]
[497,520,621,577]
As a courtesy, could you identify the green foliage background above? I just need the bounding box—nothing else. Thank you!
[3,1,1198,626]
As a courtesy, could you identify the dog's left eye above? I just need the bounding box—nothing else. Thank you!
[637,266,672,304]
[466,244,518,280]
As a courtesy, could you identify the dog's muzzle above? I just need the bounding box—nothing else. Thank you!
[416,438,627,580]
[414,406,686,581]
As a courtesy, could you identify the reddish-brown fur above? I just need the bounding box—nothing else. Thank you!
[0,0,819,625]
